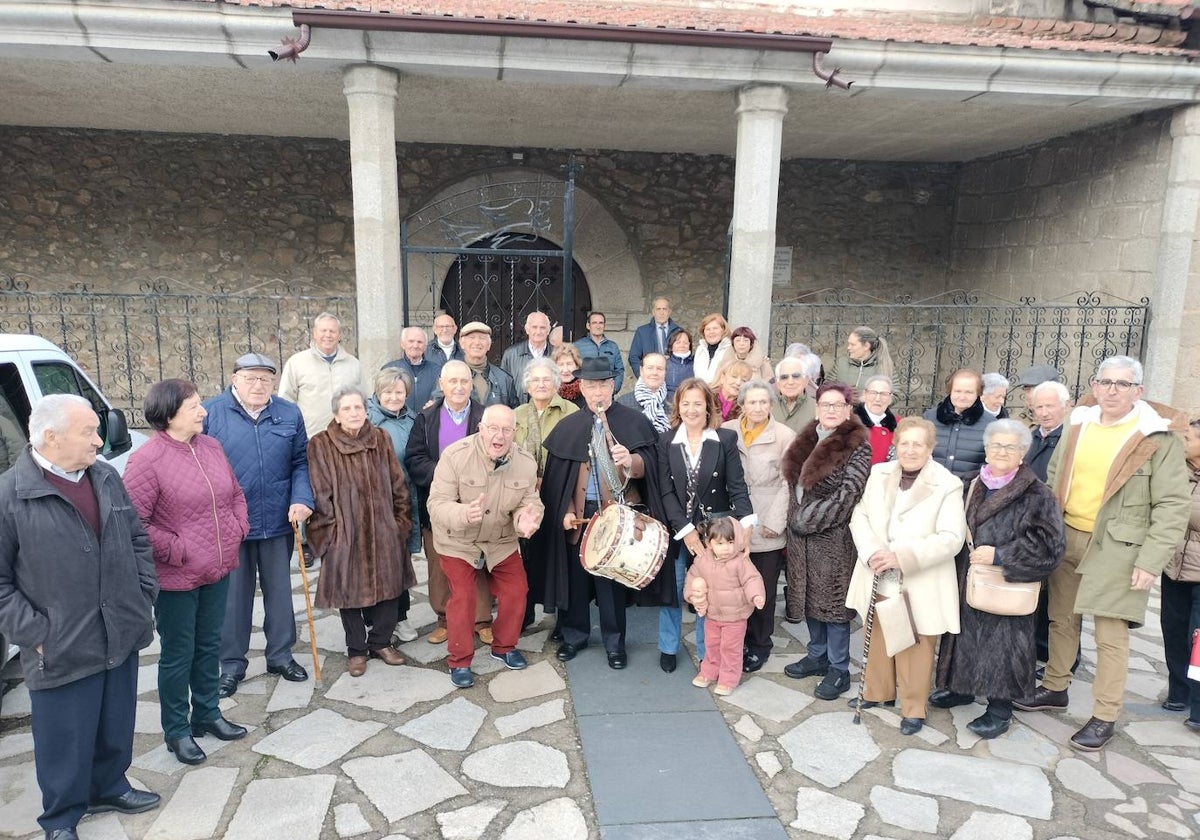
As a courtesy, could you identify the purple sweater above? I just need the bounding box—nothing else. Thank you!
[124,431,249,591]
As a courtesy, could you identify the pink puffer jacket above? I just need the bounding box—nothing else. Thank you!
[125,431,248,592]
[684,519,766,623]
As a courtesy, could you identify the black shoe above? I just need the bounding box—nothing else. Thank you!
[783,655,829,680]
[1013,686,1069,712]
[743,652,767,673]
[550,628,564,643]
[86,788,161,815]
[556,642,585,662]
[191,716,248,741]
[165,735,207,765]
[928,689,975,709]
[1069,716,1115,752]
[267,660,308,681]
[814,669,851,700]
[607,651,628,670]
[967,711,1011,740]
[1186,718,1200,732]
[847,697,894,710]
[47,830,78,840]
[900,717,924,736]
[660,653,677,673]
[1163,699,1188,712]
[217,673,240,699]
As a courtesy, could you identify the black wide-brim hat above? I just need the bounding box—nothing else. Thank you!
[577,357,616,381]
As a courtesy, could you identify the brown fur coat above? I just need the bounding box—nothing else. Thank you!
[783,417,872,624]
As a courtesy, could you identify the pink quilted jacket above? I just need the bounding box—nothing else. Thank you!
[684,519,766,623]
[124,431,249,592]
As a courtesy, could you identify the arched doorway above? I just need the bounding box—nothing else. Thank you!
[438,233,591,365]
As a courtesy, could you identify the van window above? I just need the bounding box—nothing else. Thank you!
[0,364,29,472]
[32,361,111,450]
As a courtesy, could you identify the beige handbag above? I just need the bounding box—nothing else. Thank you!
[964,480,1041,617]
[874,590,919,657]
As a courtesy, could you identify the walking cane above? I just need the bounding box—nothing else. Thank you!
[853,573,881,725]
[292,520,322,683]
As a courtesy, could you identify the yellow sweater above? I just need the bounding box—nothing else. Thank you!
[1064,413,1139,532]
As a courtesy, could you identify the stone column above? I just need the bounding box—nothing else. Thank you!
[727,85,788,346]
[343,65,401,371]
[1145,104,1200,410]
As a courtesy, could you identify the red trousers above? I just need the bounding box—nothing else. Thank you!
[442,551,528,669]
[699,618,748,689]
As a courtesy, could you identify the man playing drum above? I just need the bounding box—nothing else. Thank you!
[531,357,664,669]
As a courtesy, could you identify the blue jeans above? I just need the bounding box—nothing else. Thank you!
[806,618,851,673]
[659,550,705,660]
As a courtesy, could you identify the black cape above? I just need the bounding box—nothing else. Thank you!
[527,402,669,611]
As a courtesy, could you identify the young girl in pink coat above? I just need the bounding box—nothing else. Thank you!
[685,517,766,695]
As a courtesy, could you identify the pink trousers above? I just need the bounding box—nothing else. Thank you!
[699,618,748,689]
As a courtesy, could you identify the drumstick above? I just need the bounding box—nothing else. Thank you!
[567,517,589,528]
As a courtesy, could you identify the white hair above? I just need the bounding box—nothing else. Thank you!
[30,394,94,448]
[982,373,1009,393]
[523,357,561,391]
[1031,380,1070,404]
[401,326,427,342]
[776,353,820,380]
[862,374,893,393]
[983,418,1033,451]
[1097,355,1143,384]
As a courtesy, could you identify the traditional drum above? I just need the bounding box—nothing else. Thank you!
[580,503,668,590]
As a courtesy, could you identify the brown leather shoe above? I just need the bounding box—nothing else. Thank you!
[347,656,368,677]
[1070,717,1115,752]
[427,627,448,644]
[476,626,494,645]
[1012,686,1068,712]
[370,646,405,666]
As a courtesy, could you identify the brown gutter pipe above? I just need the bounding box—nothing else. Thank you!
[289,9,851,87]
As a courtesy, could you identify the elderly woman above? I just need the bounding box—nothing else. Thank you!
[1161,418,1200,731]
[980,373,1010,420]
[715,360,753,422]
[772,354,818,434]
[656,378,754,672]
[515,357,578,475]
[924,368,988,480]
[619,352,671,434]
[723,379,796,673]
[308,386,416,677]
[716,326,773,382]
[855,374,900,465]
[847,417,966,735]
[125,379,249,765]
[665,329,695,402]
[367,367,421,644]
[552,343,586,409]
[931,419,1066,738]
[833,326,894,393]
[692,313,732,384]
[781,382,872,700]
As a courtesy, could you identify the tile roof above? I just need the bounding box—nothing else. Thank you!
[224,0,1198,57]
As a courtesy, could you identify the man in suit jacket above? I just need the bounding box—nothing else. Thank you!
[628,297,679,378]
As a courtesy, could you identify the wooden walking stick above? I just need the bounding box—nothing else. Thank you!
[853,572,881,725]
[292,520,322,683]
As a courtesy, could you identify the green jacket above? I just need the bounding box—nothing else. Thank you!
[1047,399,1189,626]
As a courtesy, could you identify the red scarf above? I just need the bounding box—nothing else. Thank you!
[559,379,582,403]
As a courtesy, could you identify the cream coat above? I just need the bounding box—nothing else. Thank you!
[278,345,368,439]
[722,417,796,553]
[846,459,966,636]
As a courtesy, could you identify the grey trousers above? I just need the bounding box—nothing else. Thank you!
[220,534,297,678]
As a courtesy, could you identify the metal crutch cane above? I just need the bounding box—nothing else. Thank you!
[853,573,881,725]
[292,521,322,683]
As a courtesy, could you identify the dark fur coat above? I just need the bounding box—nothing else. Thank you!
[783,417,872,624]
[944,465,1065,700]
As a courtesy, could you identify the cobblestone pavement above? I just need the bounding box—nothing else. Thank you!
[0,554,1197,840]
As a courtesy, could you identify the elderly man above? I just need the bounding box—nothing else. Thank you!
[771,354,817,433]
[406,361,494,644]
[1014,356,1189,751]
[279,312,366,439]
[1017,364,1062,414]
[0,395,161,840]
[428,405,543,687]
[575,311,625,393]
[980,373,1010,420]
[501,312,553,401]
[426,312,463,364]
[628,297,678,378]
[457,321,519,408]
[384,326,443,412]
[617,352,670,434]
[204,353,314,698]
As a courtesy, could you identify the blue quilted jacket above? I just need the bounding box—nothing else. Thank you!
[203,389,315,540]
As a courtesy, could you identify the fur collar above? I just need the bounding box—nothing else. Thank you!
[854,404,896,430]
[966,464,1039,529]
[782,416,870,489]
[935,395,985,427]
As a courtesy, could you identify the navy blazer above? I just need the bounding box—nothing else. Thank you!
[657,426,753,535]
[628,318,679,378]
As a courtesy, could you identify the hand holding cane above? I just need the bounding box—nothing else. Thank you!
[291,520,322,683]
[853,572,881,725]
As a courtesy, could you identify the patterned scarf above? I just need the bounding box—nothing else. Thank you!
[979,464,1018,490]
[559,379,582,403]
[634,380,670,433]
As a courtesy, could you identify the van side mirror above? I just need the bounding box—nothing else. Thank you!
[106,408,132,455]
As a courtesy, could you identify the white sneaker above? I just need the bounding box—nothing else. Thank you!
[393,620,418,643]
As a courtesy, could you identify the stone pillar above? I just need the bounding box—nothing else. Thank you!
[343,65,402,371]
[1145,104,1200,410]
[727,85,788,345]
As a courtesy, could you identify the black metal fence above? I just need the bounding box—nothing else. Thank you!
[0,274,356,427]
[771,288,1151,416]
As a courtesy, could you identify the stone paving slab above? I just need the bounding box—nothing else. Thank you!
[600,818,790,839]
[253,708,384,769]
[223,775,336,840]
[324,664,456,714]
[0,758,41,837]
[578,710,776,825]
[892,748,1054,820]
[132,728,248,777]
[0,684,31,719]
[343,749,468,822]
[566,644,709,716]
[0,731,34,760]
[143,765,238,840]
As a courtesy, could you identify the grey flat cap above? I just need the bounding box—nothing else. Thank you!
[233,352,277,374]
[1017,364,1060,387]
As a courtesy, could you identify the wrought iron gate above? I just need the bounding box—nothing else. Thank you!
[400,166,592,364]
[772,288,1150,416]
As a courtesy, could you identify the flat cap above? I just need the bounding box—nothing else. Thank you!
[233,352,277,374]
[459,321,492,338]
[1017,364,1060,387]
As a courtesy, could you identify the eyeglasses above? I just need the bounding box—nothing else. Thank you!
[863,389,892,398]
[528,377,555,386]
[985,443,1023,454]
[483,424,515,436]
[817,401,849,411]
[777,373,807,381]
[238,375,273,385]
[1092,378,1139,391]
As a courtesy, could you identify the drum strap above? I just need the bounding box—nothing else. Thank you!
[589,417,627,506]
